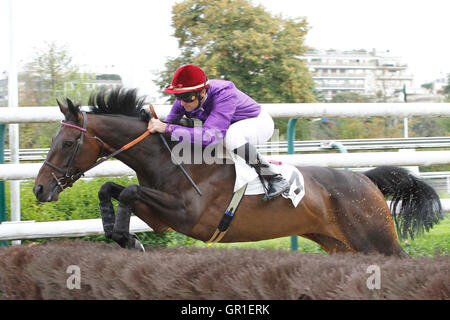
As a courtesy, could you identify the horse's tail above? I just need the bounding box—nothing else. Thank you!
[363,166,443,240]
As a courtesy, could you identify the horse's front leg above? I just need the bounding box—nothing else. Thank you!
[98,181,125,239]
[110,184,146,251]
[109,184,191,251]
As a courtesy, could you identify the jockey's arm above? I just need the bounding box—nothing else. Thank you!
[147,100,184,133]
[164,92,237,146]
[147,118,167,134]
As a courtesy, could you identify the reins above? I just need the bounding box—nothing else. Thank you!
[44,105,202,196]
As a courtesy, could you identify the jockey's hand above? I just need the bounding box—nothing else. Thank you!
[147,118,167,134]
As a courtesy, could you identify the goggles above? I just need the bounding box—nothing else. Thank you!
[175,91,198,103]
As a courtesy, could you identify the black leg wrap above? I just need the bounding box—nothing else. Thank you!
[111,203,131,249]
[113,203,131,234]
[98,182,125,239]
[110,185,145,251]
[99,202,115,238]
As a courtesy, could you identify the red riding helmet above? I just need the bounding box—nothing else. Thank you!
[164,64,209,94]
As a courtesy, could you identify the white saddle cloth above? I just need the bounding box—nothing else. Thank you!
[228,151,305,208]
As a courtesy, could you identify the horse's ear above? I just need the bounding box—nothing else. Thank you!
[56,98,68,116]
[66,98,79,119]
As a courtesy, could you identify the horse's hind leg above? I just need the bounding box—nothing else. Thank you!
[98,182,125,239]
[300,233,355,254]
[335,197,408,257]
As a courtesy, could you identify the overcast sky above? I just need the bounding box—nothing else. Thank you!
[1,0,449,102]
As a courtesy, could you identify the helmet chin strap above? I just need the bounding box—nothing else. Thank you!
[195,91,208,110]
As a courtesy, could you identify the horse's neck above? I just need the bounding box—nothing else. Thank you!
[92,115,165,172]
[92,115,145,148]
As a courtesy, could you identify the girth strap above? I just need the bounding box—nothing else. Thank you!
[206,183,247,243]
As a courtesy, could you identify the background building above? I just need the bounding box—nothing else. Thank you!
[300,48,414,100]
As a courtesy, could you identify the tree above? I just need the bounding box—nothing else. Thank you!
[421,82,433,93]
[20,42,82,106]
[16,42,94,148]
[330,92,374,103]
[157,0,316,104]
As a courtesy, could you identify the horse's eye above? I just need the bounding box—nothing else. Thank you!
[63,141,74,147]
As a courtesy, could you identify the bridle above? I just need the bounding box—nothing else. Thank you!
[43,111,106,191]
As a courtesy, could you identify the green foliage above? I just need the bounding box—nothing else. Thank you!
[400,214,450,256]
[435,118,450,135]
[96,74,122,81]
[13,122,60,149]
[330,92,375,103]
[197,236,326,254]
[6,178,135,222]
[157,0,316,104]
[273,118,311,142]
[410,117,450,137]
[420,82,434,91]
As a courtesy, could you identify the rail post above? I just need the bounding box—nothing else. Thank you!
[0,124,7,246]
[287,118,298,251]
[329,141,349,170]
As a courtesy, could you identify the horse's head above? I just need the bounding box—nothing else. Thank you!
[33,99,102,202]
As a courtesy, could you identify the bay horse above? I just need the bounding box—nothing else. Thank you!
[33,87,443,256]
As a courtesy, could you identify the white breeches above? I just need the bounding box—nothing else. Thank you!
[224,110,274,151]
[223,110,277,191]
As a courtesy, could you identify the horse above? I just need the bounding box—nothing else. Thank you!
[33,87,443,256]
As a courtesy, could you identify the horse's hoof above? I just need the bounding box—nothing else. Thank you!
[134,240,145,252]
[130,233,146,252]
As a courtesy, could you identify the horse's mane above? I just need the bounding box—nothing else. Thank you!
[88,86,147,119]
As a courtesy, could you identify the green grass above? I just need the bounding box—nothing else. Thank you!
[400,214,450,256]
[190,214,450,257]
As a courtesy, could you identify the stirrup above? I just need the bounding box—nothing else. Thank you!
[262,175,290,202]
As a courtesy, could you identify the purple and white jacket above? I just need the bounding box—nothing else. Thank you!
[164,79,261,146]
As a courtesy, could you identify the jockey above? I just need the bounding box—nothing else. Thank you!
[147,64,289,201]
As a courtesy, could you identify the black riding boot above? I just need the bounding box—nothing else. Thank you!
[232,143,290,201]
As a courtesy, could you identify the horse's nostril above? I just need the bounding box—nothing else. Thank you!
[33,184,43,197]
